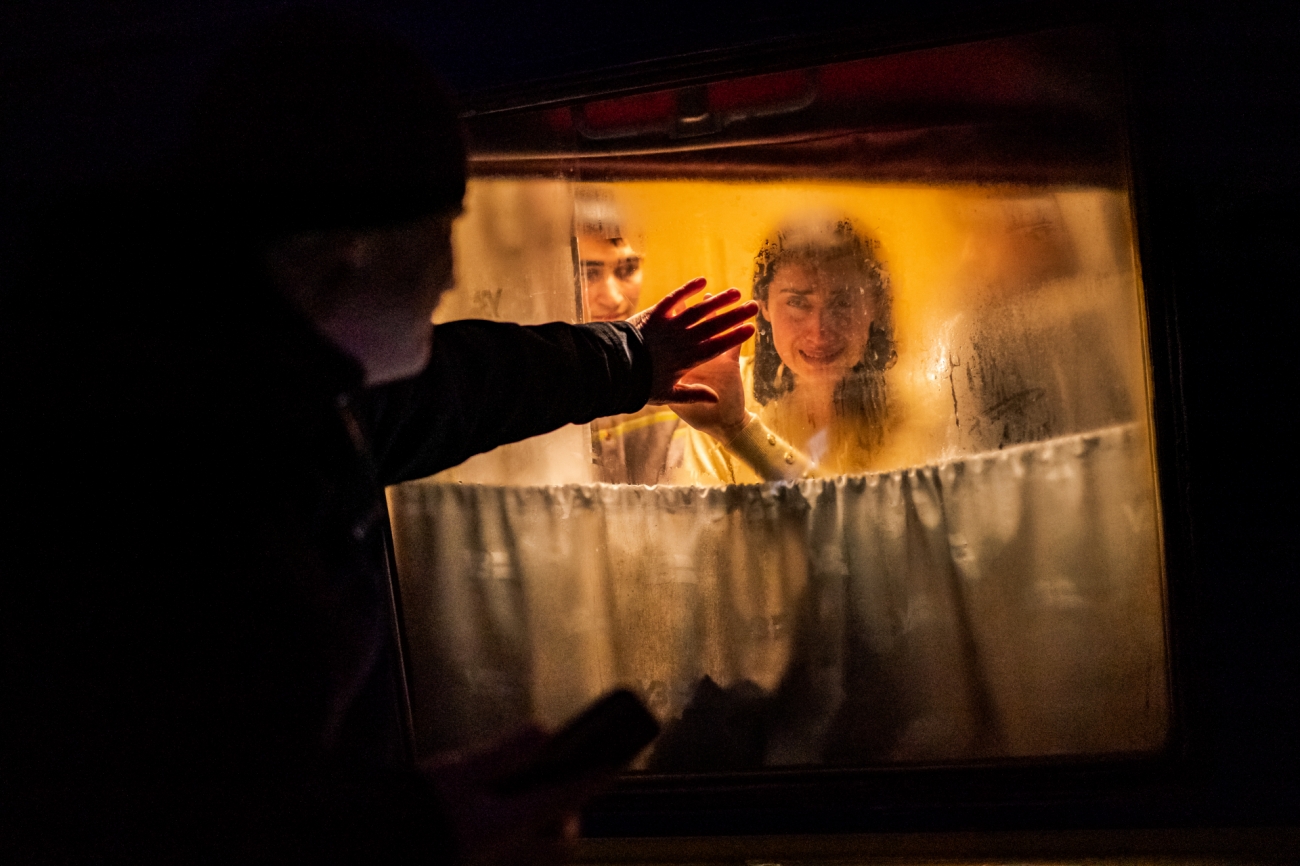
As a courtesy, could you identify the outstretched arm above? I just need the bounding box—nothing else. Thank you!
[359,278,757,486]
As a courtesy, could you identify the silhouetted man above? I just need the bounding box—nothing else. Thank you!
[1,11,755,862]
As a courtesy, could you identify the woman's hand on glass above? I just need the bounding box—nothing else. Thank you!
[628,277,757,405]
[670,344,752,444]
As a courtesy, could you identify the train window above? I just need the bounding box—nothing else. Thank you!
[388,28,1169,771]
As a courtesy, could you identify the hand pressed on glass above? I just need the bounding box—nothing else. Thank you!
[628,277,758,405]
[672,341,817,483]
[670,344,750,444]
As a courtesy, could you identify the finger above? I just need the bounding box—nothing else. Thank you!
[650,277,707,319]
[665,383,721,405]
[672,288,745,328]
[679,324,757,367]
[680,341,742,379]
[682,301,759,337]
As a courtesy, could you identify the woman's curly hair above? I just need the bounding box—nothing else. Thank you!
[751,216,896,446]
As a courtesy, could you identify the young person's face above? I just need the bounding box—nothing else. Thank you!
[759,258,876,388]
[577,231,642,321]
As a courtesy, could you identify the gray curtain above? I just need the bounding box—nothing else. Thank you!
[389,422,1166,768]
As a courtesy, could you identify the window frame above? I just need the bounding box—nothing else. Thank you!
[396,18,1198,839]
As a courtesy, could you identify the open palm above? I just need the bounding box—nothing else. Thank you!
[628,277,757,405]
[670,344,750,444]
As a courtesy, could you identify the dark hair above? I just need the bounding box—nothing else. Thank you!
[574,188,624,242]
[186,9,466,238]
[751,217,896,445]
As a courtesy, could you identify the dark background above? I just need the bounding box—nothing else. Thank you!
[3,0,1297,840]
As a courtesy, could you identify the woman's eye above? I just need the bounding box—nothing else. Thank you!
[785,295,811,310]
[585,265,604,283]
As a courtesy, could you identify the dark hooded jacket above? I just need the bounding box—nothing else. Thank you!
[1,185,651,861]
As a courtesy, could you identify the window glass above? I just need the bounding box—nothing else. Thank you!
[390,28,1168,771]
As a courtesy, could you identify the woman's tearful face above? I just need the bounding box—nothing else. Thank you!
[761,258,876,388]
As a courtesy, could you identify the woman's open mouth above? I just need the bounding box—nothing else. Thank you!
[798,347,846,367]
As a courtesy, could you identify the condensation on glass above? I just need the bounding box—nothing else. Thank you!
[389,28,1170,772]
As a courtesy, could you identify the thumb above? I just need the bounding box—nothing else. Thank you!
[665,383,720,405]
